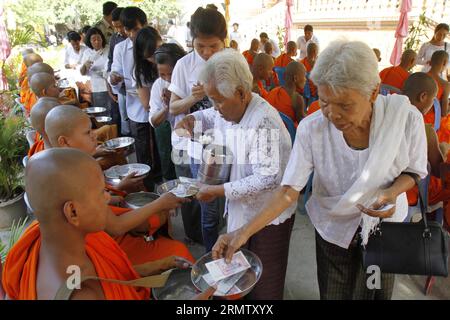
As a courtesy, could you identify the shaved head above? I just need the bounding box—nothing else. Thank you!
[253,53,274,68]
[252,53,274,80]
[30,72,58,97]
[27,62,54,80]
[286,41,297,55]
[307,42,318,57]
[21,48,34,57]
[403,72,438,100]
[431,50,449,66]
[23,53,43,67]
[286,61,306,80]
[401,49,417,64]
[30,98,60,138]
[250,38,260,51]
[46,105,97,155]
[25,148,108,231]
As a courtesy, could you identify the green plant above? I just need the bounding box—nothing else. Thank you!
[0,113,27,202]
[7,26,39,48]
[0,217,29,263]
[276,25,286,53]
[405,12,431,52]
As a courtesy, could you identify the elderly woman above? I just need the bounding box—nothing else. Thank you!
[175,49,295,300]
[212,40,428,300]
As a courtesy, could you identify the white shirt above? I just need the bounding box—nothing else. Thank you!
[109,38,149,123]
[259,39,280,58]
[230,31,243,48]
[297,35,319,60]
[417,42,450,74]
[81,47,109,93]
[281,94,428,249]
[168,49,209,150]
[192,93,295,232]
[64,44,87,67]
[149,78,176,128]
[167,25,177,39]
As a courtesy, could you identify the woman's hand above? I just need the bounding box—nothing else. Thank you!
[212,228,250,263]
[191,83,206,102]
[356,189,397,219]
[173,115,195,138]
[196,185,223,203]
[110,71,124,85]
[162,88,171,107]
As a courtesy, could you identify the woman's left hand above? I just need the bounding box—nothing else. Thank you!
[356,189,397,219]
[196,185,221,203]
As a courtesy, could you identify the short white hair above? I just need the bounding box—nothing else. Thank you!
[310,40,380,99]
[199,49,253,98]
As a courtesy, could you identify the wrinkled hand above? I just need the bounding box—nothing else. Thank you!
[191,83,206,102]
[196,185,218,203]
[212,228,249,263]
[110,71,124,85]
[117,172,146,193]
[94,145,116,158]
[173,115,195,138]
[156,192,190,211]
[356,189,397,219]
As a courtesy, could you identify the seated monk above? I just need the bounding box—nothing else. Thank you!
[274,41,297,68]
[18,48,34,88]
[307,100,320,116]
[300,42,319,99]
[424,51,450,142]
[19,54,43,113]
[251,53,274,100]
[403,72,448,206]
[379,49,416,91]
[25,62,56,114]
[45,106,194,265]
[266,61,306,126]
[242,39,260,66]
[1,149,213,300]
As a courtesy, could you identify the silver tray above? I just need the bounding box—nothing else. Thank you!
[124,192,159,209]
[104,163,150,179]
[95,116,112,123]
[103,137,135,150]
[84,107,106,114]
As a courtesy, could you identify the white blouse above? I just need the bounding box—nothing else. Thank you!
[281,94,428,249]
[417,42,450,74]
[81,46,109,93]
[192,93,296,233]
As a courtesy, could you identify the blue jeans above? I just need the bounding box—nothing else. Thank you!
[190,160,221,252]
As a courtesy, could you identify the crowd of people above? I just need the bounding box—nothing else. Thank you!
[2,1,450,300]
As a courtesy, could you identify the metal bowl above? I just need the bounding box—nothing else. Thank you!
[156,178,199,198]
[153,268,199,300]
[103,137,135,151]
[104,164,150,180]
[191,248,263,300]
[124,192,160,210]
[84,107,107,114]
[95,116,112,123]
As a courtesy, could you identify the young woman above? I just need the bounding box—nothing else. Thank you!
[80,27,110,115]
[149,43,186,181]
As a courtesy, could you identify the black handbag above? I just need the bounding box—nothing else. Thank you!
[362,176,449,276]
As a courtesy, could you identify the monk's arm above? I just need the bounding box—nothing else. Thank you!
[133,256,177,277]
[169,92,199,116]
[105,202,166,236]
[441,83,450,117]
[426,124,444,177]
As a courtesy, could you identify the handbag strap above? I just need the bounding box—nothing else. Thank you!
[412,174,431,233]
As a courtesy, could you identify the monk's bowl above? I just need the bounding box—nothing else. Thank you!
[84,107,107,114]
[124,192,159,210]
[153,268,199,300]
[103,137,135,151]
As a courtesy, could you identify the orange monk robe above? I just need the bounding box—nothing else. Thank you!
[19,76,29,104]
[27,140,45,158]
[242,50,255,66]
[307,100,320,116]
[300,58,317,98]
[18,63,27,88]
[424,77,450,143]
[266,87,298,126]
[110,205,194,266]
[2,221,150,300]
[379,66,410,90]
[256,80,269,100]
[274,53,293,68]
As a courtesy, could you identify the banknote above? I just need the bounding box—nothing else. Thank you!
[205,251,251,282]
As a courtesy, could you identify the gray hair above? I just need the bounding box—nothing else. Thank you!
[199,49,253,98]
[310,40,380,99]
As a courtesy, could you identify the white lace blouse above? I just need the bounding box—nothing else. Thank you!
[192,93,296,232]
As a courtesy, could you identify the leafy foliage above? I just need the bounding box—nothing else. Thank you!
[0,217,29,263]
[0,113,27,202]
[405,12,430,52]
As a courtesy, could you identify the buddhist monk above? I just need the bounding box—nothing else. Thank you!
[379,49,417,90]
[24,62,55,114]
[19,54,43,112]
[403,72,447,206]
[266,61,306,125]
[45,106,195,265]
[251,53,274,100]
[2,148,214,300]
[300,42,318,99]
[242,39,260,66]
[428,50,450,117]
[274,41,297,68]
[18,48,34,87]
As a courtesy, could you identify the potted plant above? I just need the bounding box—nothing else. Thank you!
[0,112,28,230]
